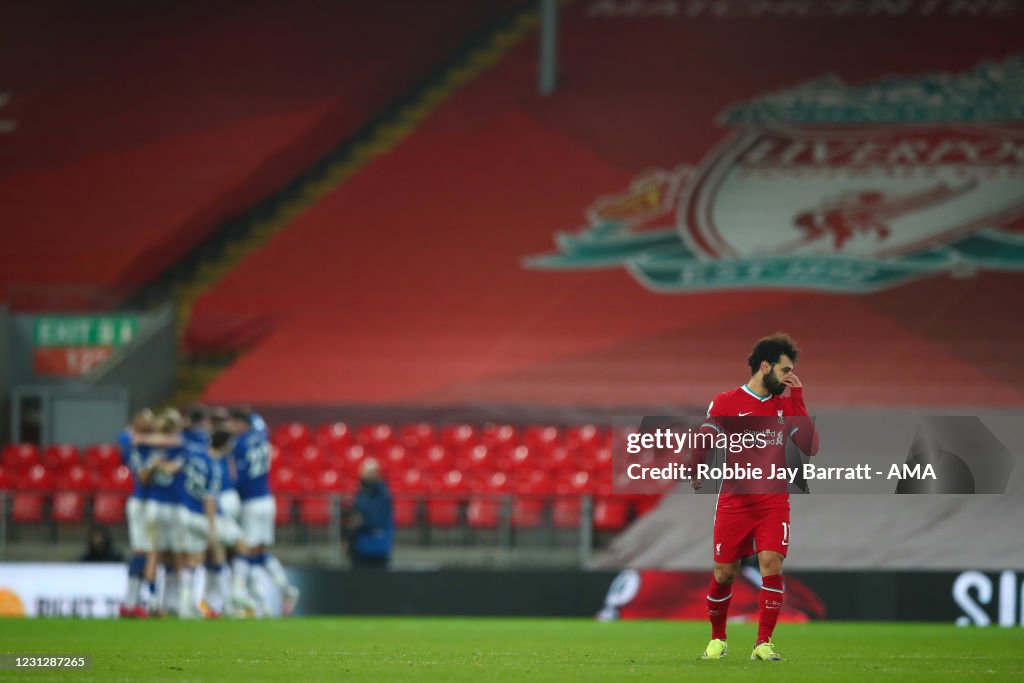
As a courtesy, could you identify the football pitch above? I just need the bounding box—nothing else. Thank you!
[1,618,1020,682]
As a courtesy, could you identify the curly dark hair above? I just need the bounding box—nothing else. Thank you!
[747,333,800,374]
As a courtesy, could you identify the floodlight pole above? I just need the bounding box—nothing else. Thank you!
[538,0,558,96]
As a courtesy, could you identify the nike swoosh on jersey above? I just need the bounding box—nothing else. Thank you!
[739,411,753,416]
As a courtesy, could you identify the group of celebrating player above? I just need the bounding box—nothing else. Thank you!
[117,405,299,619]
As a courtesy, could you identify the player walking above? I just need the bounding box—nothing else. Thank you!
[693,334,818,661]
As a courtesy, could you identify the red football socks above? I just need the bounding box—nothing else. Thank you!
[756,574,785,645]
[706,576,732,641]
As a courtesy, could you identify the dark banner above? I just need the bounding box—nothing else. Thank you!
[285,567,1024,625]
[289,569,616,617]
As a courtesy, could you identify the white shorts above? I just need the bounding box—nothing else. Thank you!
[126,497,153,552]
[240,496,275,547]
[151,501,184,552]
[219,489,241,522]
[180,509,212,554]
[215,515,242,547]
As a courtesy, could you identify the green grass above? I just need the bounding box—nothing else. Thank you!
[0,618,1020,682]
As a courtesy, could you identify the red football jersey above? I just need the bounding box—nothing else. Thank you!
[697,385,816,510]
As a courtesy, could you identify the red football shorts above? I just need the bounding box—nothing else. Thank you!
[712,505,790,563]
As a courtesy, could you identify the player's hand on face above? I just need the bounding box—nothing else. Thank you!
[782,373,802,389]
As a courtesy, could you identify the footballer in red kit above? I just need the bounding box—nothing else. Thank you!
[692,333,819,662]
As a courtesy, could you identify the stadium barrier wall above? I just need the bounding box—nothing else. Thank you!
[292,568,1024,625]
[1,565,1021,625]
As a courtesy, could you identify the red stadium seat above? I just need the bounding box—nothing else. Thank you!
[275,497,294,525]
[399,423,435,450]
[392,468,430,494]
[340,445,367,476]
[2,443,39,470]
[271,466,301,494]
[523,425,559,452]
[382,444,409,471]
[42,444,80,472]
[426,498,461,527]
[12,493,45,523]
[297,445,324,473]
[544,446,574,474]
[323,450,346,474]
[476,471,510,494]
[104,465,134,494]
[438,469,468,493]
[481,424,517,450]
[297,472,315,494]
[466,497,501,529]
[314,469,344,493]
[357,423,395,451]
[441,424,476,449]
[580,446,613,474]
[511,497,545,528]
[93,493,127,525]
[23,464,55,492]
[561,471,595,495]
[299,496,332,526]
[594,498,630,531]
[510,472,550,528]
[92,466,120,493]
[273,445,300,470]
[421,445,451,473]
[552,498,581,529]
[507,445,536,472]
[52,491,86,524]
[315,422,353,450]
[514,469,552,496]
[57,464,96,492]
[426,470,466,526]
[272,422,310,450]
[392,496,419,528]
[84,444,121,472]
[465,445,493,474]
[564,424,601,451]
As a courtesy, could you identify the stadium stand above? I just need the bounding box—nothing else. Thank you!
[0,422,657,537]
[0,0,524,307]
[185,2,1024,412]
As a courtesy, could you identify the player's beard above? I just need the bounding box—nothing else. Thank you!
[763,372,786,396]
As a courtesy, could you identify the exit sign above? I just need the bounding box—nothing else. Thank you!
[32,315,139,376]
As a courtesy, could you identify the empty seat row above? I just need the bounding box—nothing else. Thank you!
[2,443,122,473]
[0,490,658,533]
[274,422,612,454]
[0,463,133,492]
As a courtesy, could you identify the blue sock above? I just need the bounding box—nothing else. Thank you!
[128,554,145,578]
